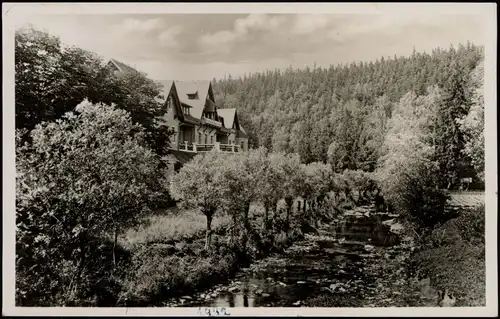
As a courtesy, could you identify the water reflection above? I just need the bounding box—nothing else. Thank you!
[333,215,400,247]
[188,207,400,308]
[210,292,256,307]
[227,293,235,307]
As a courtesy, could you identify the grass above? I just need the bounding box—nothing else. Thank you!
[112,203,306,306]
[411,204,486,306]
[113,207,243,306]
[116,242,243,306]
[120,207,229,249]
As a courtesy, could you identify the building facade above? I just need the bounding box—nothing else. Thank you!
[108,59,249,171]
[159,80,249,154]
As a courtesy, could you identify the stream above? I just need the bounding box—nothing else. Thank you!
[163,204,410,308]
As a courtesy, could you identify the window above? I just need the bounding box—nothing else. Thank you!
[204,134,208,145]
[241,141,244,149]
[211,136,214,144]
[199,133,202,144]
[167,97,172,110]
[187,92,198,100]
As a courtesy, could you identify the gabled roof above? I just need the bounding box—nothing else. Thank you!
[157,80,174,103]
[240,125,247,135]
[217,108,237,129]
[237,127,248,139]
[174,80,212,119]
[109,58,141,75]
[157,80,184,121]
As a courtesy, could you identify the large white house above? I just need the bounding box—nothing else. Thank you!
[108,58,249,171]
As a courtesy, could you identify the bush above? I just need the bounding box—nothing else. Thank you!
[376,159,450,229]
[412,241,485,306]
[411,205,485,306]
[428,204,485,248]
[117,241,241,306]
[15,101,168,306]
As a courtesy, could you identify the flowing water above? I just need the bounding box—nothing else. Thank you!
[165,205,404,308]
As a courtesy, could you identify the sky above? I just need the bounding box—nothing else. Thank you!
[16,11,487,81]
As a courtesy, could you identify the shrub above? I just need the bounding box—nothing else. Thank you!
[117,241,241,306]
[411,205,485,306]
[428,204,485,248]
[412,241,485,306]
[15,101,166,306]
[376,88,451,229]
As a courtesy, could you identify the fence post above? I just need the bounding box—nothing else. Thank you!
[215,142,220,151]
[193,142,197,152]
[184,141,188,151]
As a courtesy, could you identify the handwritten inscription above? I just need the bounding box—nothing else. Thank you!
[198,307,231,316]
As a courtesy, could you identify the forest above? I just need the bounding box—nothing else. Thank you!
[14,26,486,308]
[213,43,484,189]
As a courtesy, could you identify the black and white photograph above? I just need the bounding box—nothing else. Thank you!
[2,2,497,317]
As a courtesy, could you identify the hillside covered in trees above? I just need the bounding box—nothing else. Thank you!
[213,43,484,189]
[14,25,486,308]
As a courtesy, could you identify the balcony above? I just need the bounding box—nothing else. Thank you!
[201,117,222,128]
[176,141,240,153]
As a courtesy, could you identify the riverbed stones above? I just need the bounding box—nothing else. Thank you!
[254,289,263,296]
[297,280,307,284]
[292,300,301,306]
[228,286,240,293]
[364,244,375,252]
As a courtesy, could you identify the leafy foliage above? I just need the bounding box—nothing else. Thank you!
[214,43,484,185]
[375,88,450,228]
[16,101,167,305]
[457,61,485,182]
[15,26,173,155]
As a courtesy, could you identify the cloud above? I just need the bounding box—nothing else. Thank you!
[234,13,286,34]
[291,14,330,34]
[198,14,287,53]
[157,25,182,47]
[326,13,452,42]
[112,17,164,35]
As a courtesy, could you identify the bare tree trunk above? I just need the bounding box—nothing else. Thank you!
[285,196,293,225]
[205,212,213,251]
[264,204,270,229]
[113,226,118,267]
[243,202,251,231]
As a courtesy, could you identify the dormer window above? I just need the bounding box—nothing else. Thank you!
[187,92,199,100]
[182,106,190,115]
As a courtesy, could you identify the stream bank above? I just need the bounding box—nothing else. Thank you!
[160,204,427,308]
